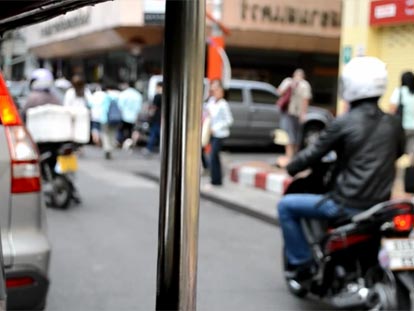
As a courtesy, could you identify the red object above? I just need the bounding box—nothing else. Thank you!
[206,11,231,36]
[393,214,413,231]
[325,234,372,253]
[255,172,268,190]
[6,276,35,288]
[0,75,22,126]
[277,85,293,112]
[207,36,225,81]
[370,0,414,26]
[1,72,41,194]
[11,176,41,194]
[230,167,239,183]
[204,143,212,155]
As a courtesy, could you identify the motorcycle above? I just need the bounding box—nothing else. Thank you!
[282,158,414,310]
[39,143,81,209]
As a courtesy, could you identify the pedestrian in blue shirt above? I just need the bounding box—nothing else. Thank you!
[118,80,143,145]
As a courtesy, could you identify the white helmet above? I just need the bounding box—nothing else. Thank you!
[54,77,72,90]
[340,56,387,103]
[30,68,54,91]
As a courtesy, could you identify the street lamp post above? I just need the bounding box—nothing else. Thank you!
[155,0,206,310]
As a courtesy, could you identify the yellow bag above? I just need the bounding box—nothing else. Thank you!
[201,117,211,147]
[273,129,289,146]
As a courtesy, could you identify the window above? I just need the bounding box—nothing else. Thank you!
[252,89,277,105]
[226,88,243,103]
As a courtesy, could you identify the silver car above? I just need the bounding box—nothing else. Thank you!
[225,79,334,146]
[0,74,51,310]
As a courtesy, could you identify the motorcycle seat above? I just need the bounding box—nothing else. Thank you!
[327,215,353,228]
[301,215,353,244]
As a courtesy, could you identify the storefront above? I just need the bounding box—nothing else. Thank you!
[23,0,164,86]
[23,0,341,108]
[340,0,414,113]
[221,0,341,109]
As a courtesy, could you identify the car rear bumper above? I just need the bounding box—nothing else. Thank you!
[6,266,49,310]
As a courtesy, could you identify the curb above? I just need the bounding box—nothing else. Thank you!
[136,171,278,226]
[230,166,292,195]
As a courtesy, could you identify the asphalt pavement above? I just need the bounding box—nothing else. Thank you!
[44,147,329,311]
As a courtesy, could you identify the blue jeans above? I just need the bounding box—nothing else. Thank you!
[147,122,160,152]
[210,137,223,185]
[277,194,360,266]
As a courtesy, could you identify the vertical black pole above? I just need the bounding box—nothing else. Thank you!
[156,0,206,310]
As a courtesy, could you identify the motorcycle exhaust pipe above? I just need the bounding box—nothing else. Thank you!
[330,286,371,309]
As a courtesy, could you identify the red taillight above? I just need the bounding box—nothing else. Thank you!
[6,277,35,288]
[0,75,22,126]
[11,176,41,193]
[393,214,413,231]
[5,126,41,194]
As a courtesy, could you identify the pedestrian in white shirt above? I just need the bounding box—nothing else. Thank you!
[204,79,233,187]
[63,74,92,108]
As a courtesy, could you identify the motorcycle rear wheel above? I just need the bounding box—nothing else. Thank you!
[366,267,411,311]
[51,175,72,209]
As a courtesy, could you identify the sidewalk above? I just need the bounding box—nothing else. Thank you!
[88,147,280,225]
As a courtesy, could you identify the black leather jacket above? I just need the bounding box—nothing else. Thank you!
[287,99,405,210]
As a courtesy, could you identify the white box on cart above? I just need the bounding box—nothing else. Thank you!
[26,105,91,144]
[26,105,72,143]
[70,106,90,144]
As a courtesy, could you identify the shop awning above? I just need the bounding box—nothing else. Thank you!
[0,0,108,34]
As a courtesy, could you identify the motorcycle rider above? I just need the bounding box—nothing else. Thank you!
[22,68,62,177]
[277,56,405,280]
[23,68,82,204]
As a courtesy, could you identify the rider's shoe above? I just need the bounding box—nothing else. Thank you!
[285,260,316,282]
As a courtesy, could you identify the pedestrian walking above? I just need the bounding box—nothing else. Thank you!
[89,83,106,146]
[204,79,233,188]
[118,80,143,146]
[63,74,92,108]
[275,69,312,167]
[390,71,414,156]
[143,81,163,155]
[101,83,122,160]
[54,76,71,102]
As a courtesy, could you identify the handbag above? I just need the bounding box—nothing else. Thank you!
[276,84,293,112]
[201,116,211,147]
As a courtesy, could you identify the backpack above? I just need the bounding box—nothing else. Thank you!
[107,98,122,125]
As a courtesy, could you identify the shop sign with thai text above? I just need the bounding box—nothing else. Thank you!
[370,0,414,26]
[40,8,91,37]
[223,0,341,37]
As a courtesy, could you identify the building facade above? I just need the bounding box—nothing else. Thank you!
[23,0,341,108]
[340,0,414,112]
